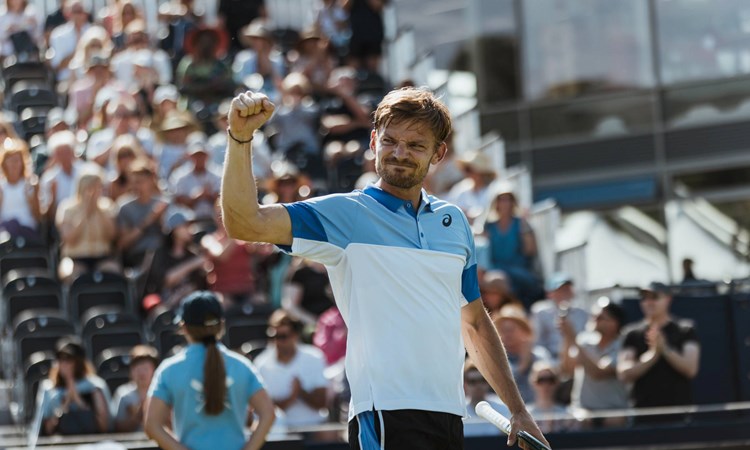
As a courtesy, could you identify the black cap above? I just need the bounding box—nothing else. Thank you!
[56,336,86,359]
[175,291,224,326]
[639,282,671,296]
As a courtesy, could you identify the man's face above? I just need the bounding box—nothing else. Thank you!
[640,292,671,318]
[371,120,443,191]
[272,325,297,353]
[130,360,156,388]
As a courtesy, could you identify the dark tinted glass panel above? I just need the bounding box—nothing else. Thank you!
[523,0,654,100]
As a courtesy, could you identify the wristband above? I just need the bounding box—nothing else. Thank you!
[227,128,254,144]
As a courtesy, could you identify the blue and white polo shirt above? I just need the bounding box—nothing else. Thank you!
[282,185,481,420]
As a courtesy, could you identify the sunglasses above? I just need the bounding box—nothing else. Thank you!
[465,377,485,385]
[536,376,557,385]
[271,332,292,340]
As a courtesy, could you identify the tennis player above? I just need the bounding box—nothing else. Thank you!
[221,88,549,449]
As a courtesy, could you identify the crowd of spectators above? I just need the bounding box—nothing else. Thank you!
[0,0,703,441]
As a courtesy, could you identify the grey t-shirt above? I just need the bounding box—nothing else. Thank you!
[571,333,629,410]
[117,196,165,257]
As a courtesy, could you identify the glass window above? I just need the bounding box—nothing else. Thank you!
[657,0,750,84]
[522,0,654,100]
[529,94,656,144]
[663,77,750,129]
[469,0,521,103]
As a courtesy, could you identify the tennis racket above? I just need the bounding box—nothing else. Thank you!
[475,401,551,450]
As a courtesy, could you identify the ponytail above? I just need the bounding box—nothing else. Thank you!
[203,337,227,415]
[185,325,226,415]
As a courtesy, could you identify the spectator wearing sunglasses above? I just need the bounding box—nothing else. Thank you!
[527,362,575,434]
[254,309,329,429]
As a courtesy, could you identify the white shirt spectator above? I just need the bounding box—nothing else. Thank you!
[39,160,91,211]
[0,179,37,229]
[0,4,41,57]
[86,128,156,166]
[49,21,91,81]
[254,344,329,427]
[111,47,172,88]
[169,162,222,220]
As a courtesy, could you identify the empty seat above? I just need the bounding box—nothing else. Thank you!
[223,316,268,350]
[22,350,55,422]
[96,347,134,394]
[19,106,52,140]
[2,60,51,93]
[146,305,185,355]
[68,271,132,320]
[239,339,267,361]
[81,306,143,359]
[8,80,57,114]
[0,236,52,280]
[13,309,75,366]
[2,272,63,330]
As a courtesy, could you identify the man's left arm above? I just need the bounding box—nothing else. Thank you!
[659,333,700,379]
[462,300,550,449]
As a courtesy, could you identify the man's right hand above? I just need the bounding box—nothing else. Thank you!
[228,91,276,142]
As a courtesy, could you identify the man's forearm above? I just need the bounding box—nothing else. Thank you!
[221,136,260,240]
[462,305,526,414]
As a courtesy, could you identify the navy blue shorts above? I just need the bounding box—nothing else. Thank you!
[348,409,464,450]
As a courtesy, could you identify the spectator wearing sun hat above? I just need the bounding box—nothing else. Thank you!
[153,110,198,179]
[176,25,234,109]
[493,305,552,403]
[446,150,496,222]
[233,19,285,104]
[111,20,172,88]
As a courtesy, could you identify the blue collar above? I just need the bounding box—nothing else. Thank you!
[363,184,433,213]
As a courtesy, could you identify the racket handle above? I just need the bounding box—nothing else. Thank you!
[475,401,551,450]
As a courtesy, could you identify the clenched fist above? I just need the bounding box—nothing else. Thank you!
[227,91,276,142]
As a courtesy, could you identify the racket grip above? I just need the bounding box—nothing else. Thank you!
[475,401,550,450]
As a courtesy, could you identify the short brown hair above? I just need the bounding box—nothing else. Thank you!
[373,87,452,145]
[129,344,159,368]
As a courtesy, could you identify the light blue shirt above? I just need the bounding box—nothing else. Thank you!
[282,185,480,419]
[148,343,264,450]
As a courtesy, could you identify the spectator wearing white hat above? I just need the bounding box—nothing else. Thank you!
[49,0,92,82]
[445,150,496,222]
[233,19,285,104]
[111,20,172,88]
[67,53,121,128]
[169,136,222,223]
[86,95,156,168]
[151,84,181,131]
